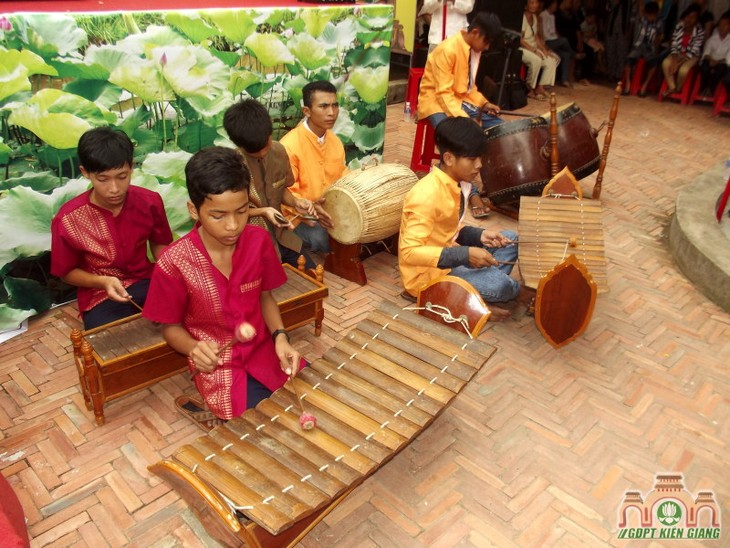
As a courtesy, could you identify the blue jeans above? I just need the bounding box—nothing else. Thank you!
[279,244,316,270]
[427,104,504,131]
[83,279,150,330]
[294,222,330,253]
[449,230,520,303]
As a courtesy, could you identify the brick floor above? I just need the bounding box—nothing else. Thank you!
[1,82,729,547]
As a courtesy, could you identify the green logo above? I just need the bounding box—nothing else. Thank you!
[657,501,682,526]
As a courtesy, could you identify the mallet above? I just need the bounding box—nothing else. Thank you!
[290,376,317,430]
[190,321,256,380]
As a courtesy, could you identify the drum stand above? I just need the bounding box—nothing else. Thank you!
[324,239,368,286]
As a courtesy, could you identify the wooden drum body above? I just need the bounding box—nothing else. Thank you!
[480,117,551,206]
[149,301,497,547]
[321,163,418,245]
[539,102,600,182]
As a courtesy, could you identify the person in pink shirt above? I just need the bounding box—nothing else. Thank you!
[51,127,173,329]
[143,147,301,430]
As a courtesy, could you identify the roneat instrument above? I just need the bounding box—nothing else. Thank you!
[149,301,498,546]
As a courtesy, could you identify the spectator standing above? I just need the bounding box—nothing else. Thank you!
[419,0,476,51]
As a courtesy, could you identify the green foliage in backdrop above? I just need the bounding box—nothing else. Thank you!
[0,5,393,330]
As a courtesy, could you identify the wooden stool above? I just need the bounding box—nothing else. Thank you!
[72,264,328,425]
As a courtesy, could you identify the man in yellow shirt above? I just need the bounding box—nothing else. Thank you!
[399,117,520,309]
[418,11,504,130]
[418,12,504,219]
[281,80,347,254]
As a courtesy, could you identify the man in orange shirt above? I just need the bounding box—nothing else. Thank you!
[418,11,504,130]
[281,80,347,254]
[418,12,504,219]
[399,117,520,310]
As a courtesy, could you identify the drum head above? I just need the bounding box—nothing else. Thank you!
[320,187,364,246]
[539,102,576,120]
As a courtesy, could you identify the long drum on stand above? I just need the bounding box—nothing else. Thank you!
[320,163,418,245]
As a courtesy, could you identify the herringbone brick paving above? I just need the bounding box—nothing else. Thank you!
[1,83,728,547]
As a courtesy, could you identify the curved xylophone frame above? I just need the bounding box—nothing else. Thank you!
[149,301,497,547]
[414,275,492,338]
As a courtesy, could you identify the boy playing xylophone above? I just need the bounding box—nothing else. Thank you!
[143,147,301,431]
[51,127,173,329]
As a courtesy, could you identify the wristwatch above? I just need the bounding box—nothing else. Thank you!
[271,328,289,343]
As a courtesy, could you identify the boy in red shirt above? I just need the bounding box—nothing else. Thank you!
[143,147,300,429]
[51,127,173,329]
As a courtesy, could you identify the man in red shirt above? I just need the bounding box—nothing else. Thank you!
[51,127,173,329]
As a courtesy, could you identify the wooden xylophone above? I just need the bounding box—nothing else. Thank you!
[149,301,496,547]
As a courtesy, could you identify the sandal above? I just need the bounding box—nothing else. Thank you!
[175,395,225,432]
[529,92,548,101]
[471,206,491,219]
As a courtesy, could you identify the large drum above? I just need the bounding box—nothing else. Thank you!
[480,103,600,207]
[480,116,551,206]
[539,102,600,182]
[321,163,418,245]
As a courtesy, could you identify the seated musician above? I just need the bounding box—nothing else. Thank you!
[50,127,173,330]
[143,147,301,430]
[280,80,348,254]
[223,98,317,270]
[399,117,520,317]
[417,12,504,218]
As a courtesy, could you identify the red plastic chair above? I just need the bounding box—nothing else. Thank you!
[407,67,440,172]
[410,119,439,173]
[713,85,729,117]
[629,57,646,95]
[627,57,660,96]
[658,66,696,105]
[406,68,424,111]
[689,75,716,105]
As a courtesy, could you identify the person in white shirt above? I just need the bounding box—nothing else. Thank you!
[419,0,475,51]
[540,0,576,86]
[698,11,730,96]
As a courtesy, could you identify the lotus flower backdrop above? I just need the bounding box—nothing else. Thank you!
[0,5,393,330]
